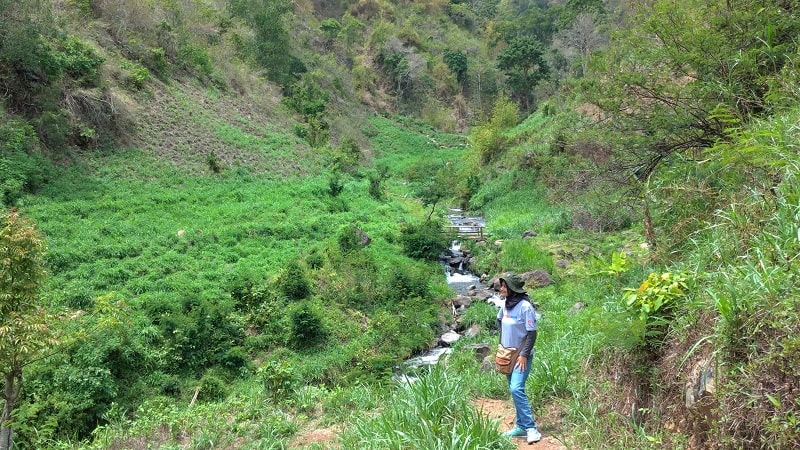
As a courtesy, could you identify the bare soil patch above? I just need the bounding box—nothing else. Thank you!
[474,398,568,450]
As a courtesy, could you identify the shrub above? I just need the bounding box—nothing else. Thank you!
[622,271,689,349]
[0,119,51,205]
[381,264,429,303]
[35,109,71,150]
[145,46,170,78]
[218,346,251,376]
[337,223,365,253]
[259,353,300,403]
[289,301,327,350]
[328,172,344,196]
[197,372,228,402]
[283,76,330,119]
[276,260,311,300]
[60,35,105,87]
[178,43,214,79]
[468,96,518,166]
[123,61,151,90]
[331,136,362,173]
[367,166,389,200]
[399,220,449,261]
[206,151,222,173]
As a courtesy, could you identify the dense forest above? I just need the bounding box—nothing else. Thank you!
[2,0,799,448]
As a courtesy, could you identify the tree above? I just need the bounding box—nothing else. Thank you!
[228,0,306,90]
[584,0,800,253]
[554,12,606,77]
[0,210,54,450]
[497,36,549,111]
[443,49,468,93]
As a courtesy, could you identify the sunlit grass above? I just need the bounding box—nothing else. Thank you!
[339,366,515,450]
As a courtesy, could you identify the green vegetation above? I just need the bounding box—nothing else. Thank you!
[1,0,800,449]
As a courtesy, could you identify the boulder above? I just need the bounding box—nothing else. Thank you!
[440,331,461,346]
[568,302,585,314]
[355,227,371,246]
[686,358,715,408]
[464,323,481,338]
[452,295,472,308]
[465,343,492,364]
[521,269,553,288]
[472,289,494,301]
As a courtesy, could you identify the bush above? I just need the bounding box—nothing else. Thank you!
[337,223,365,253]
[60,35,105,87]
[367,167,388,200]
[178,43,214,79]
[276,260,311,300]
[399,220,449,261]
[468,96,518,166]
[145,46,170,77]
[289,301,327,350]
[381,265,429,304]
[259,352,300,403]
[0,119,51,205]
[122,61,151,90]
[35,109,71,150]
[197,372,228,402]
[328,172,345,196]
[622,271,689,350]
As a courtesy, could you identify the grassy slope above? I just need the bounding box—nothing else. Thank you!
[16,82,479,448]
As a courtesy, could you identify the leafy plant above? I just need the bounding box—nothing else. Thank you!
[622,271,689,344]
[258,356,299,403]
[594,250,630,283]
[0,210,54,450]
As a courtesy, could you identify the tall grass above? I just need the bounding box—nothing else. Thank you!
[339,366,515,450]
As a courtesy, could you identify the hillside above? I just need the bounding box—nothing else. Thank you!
[2,1,800,449]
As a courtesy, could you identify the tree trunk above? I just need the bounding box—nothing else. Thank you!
[643,197,657,256]
[1,368,20,450]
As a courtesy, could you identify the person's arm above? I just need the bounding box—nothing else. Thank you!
[497,317,502,343]
[497,307,503,343]
[519,329,536,356]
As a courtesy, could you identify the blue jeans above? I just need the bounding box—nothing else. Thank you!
[506,357,536,430]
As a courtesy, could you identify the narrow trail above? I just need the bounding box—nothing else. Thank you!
[474,398,568,450]
[291,398,568,449]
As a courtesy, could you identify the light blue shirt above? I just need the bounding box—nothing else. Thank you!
[497,300,537,351]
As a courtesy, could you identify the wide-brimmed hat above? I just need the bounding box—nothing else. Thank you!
[499,272,526,294]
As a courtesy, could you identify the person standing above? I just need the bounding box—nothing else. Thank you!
[497,272,541,444]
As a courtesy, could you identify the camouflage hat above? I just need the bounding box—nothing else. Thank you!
[499,272,526,294]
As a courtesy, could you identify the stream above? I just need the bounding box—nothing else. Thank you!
[394,213,498,383]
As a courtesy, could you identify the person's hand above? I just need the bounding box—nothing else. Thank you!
[516,355,527,372]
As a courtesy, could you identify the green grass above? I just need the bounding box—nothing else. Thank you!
[12,113,481,449]
[339,366,515,450]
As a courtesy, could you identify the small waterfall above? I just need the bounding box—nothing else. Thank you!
[443,240,480,294]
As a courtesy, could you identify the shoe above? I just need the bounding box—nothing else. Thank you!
[526,426,542,443]
[502,427,526,438]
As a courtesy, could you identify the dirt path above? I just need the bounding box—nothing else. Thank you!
[291,398,568,449]
[474,398,567,450]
